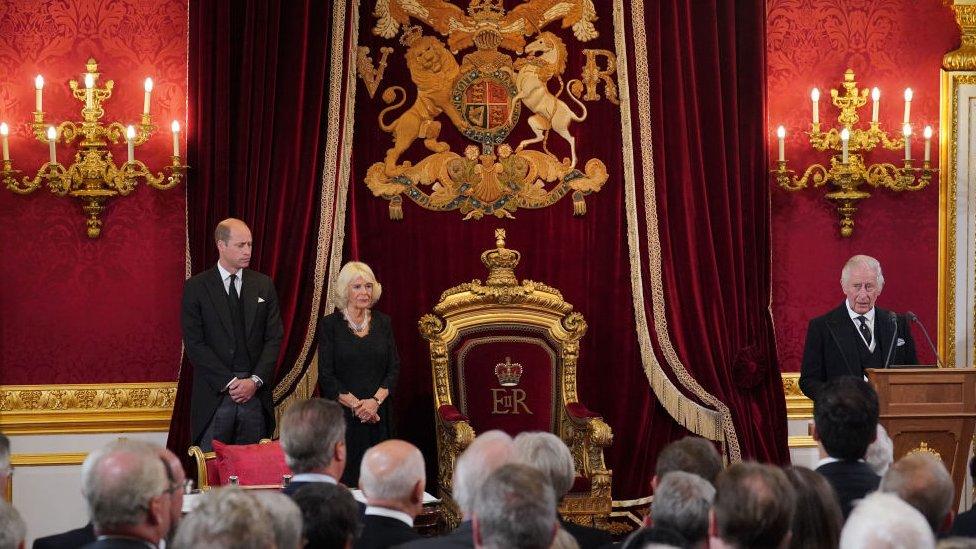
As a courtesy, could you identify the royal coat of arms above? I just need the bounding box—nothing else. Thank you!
[357,0,616,220]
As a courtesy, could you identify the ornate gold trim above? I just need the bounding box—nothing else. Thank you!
[10,452,88,467]
[781,372,813,418]
[787,435,818,448]
[908,441,942,460]
[944,3,976,71]
[0,383,175,435]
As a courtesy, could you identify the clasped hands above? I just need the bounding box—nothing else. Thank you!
[228,378,258,404]
[340,393,380,423]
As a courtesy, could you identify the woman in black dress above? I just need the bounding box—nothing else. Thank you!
[317,261,400,486]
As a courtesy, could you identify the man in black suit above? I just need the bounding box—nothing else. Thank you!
[182,218,284,450]
[279,398,348,496]
[800,254,917,402]
[33,523,96,549]
[813,377,881,519]
[950,457,976,537]
[354,440,425,548]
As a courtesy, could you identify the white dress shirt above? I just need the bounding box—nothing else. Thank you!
[215,263,262,388]
[846,303,876,352]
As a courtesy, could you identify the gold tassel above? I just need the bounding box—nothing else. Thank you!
[572,191,586,215]
[390,197,403,220]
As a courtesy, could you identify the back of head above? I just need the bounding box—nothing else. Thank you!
[292,482,360,548]
[252,491,304,549]
[865,423,894,476]
[171,487,274,549]
[813,377,879,460]
[551,528,581,549]
[840,492,935,549]
[881,453,954,533]
[783,466,842,549]
[655,436,723,485]
[620,526,688,549]
[651,471,715,546]
[280,398,345,474]
[81,439,168,531]
[474,464,557,549]
[359,439,425,503]
[0,500,25,549]
[714,462,795,549]
[453,430,515,516]
[513,431,575,499]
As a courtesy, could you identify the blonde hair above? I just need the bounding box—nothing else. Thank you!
[334,261,382,309]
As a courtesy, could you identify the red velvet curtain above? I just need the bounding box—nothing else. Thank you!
[167,0,332,464]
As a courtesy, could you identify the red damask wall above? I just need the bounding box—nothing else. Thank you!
[0,0,188,384]
[767,0,959,371]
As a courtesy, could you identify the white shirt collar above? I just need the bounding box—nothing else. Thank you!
[216,262,243,282]
[365,505,414,527]
[816,456,866,468]
[289,473,338,484]
[846,302,875,323]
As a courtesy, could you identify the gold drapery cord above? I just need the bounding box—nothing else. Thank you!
[617,0,741,460]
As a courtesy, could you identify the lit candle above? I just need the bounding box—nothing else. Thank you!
[903,88,913,125]
[840,127,850,164]
[171,120,181,157]
[903,124,912,161]
[924,126,933,162]
[126,125,136,163]
[34,75,44,112]
[776,125,786,162]
[143,78,153,115]
[871,87,880,124]
[47,126,57,164]
[84,73,94,109]
[0,123,9,161]
[811,88,820,125]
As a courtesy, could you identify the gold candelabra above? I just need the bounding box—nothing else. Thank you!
[1,58,187,238]
[772,69,935,237]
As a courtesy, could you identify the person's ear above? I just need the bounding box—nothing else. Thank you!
[336,440,346,463]
[412,479,424,505]
[472,515,482,547]
[651,475,659,491]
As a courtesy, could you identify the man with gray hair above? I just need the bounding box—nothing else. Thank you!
[172,487,275,549]
[800,254,918,401]
[650,471,715,548]
[400,430,515,548]
[840,492,935,549]
[80,439,182,548]
[513,431,611,548]
[355,440,425,548]
[280,398,347,496]
[252,491,304,549]
[0,500,26,549]
[880,453,954,534]
[709,462,795,549]
[473,464,558,549]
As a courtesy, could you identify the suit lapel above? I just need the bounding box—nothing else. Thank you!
[205,267,236,341]
[827,304,863,375]
[874,308,892,366]
[241,270,257,338]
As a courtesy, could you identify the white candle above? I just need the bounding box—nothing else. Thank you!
[0,123,9,161]
[171,120,181,157]
[871,87,880,124]
[34,75,44,112]
[126,125,136,163]
[903,124,912,161]
[84,73,94,109]
[924,126,933,162]
[840,127,850,164]
[143,78,153,115]
[903,88,913,125]
[776,126,786,162]
[811,88,820,125]
[47,126,56,164]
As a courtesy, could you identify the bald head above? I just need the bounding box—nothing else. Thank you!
[360,439,426,513]
[454,431,516,517]
[881,453,954,532]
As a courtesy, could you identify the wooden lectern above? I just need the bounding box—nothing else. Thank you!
[867,367,976,509]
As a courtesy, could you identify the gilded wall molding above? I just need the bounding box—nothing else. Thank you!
[0,382,175,435]
[944,2,976,71]
[10,452,88,467]
[781,372,813,419]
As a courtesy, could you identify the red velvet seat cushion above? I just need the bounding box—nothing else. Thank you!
[204,455,221,487]
[212,440,292,486]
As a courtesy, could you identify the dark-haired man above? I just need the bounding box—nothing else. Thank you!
[709,462,795,549]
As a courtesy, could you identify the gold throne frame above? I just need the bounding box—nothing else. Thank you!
[419,229,613,527]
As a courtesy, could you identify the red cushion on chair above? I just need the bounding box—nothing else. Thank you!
[212,440,292,486]
[566,401,601,419]
[204,455,221,487]
[438,404,469,422]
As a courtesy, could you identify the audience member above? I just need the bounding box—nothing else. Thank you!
[839,492,935,549]
[472,464,558,549]
[513,432,612,549]
[551,528,580,549]
[653,437,723,487]
[171,487,274,549]
[710,462,795,549]
[252,491,304,549]
[881,452,954,534]
[292,482,360,549]
[865,423,894,476]
[0,500,26,549]
[279,398,347,495]
[79,439,181,548]
[950,456,976,537]
[783,466,842,549]
[33,523,96,549]
[619,526,687,549]
[813,376,880,518]
[355,440,425,548]
[649,471,714,548]
[399,430,516,548]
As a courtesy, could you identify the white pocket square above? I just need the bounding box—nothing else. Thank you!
[258,297,266,303]
[897,337,905,346]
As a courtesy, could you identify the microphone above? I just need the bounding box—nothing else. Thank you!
[906,311,945,368]
[882,311,899,369]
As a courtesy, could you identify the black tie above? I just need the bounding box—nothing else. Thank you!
[856,315,872,346]
[228,273,240,305]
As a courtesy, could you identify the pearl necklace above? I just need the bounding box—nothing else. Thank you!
[344,309,369,333]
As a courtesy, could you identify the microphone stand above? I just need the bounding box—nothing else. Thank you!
[907,311,945,368]
[882,311,899,368]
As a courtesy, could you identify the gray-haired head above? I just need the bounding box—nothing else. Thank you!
[840,492,935,549]
[473,463,558,549]
[360,439,425,507]
[0,500,25,549]
[171,487,274,549]
[279,398,346,474]
[252,491,303,549]
[81,439,169,531]
[513,431,575,499]
[651,471,715,546]
[841,254,884,289]
[881,453,954,533]
[655,436,723,485]
[865,423,894,476]
[453,430,515,517]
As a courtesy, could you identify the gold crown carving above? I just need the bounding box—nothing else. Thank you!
[481,228,521,287]
[468,0,505,20]
[399,25,424,47]
[494,356,523,386]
